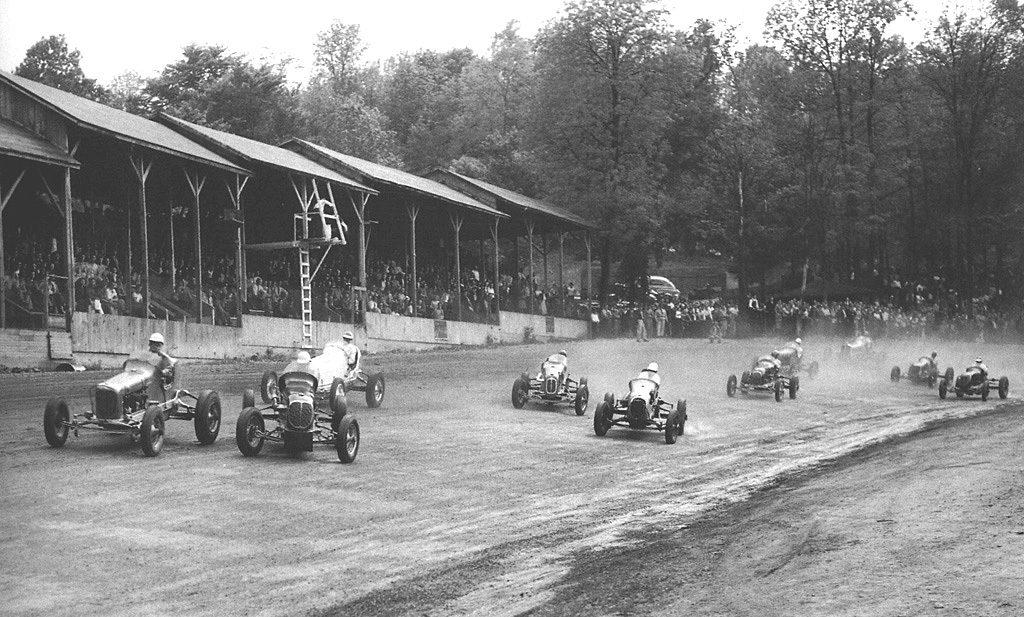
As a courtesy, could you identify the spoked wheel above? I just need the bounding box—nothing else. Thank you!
[260,370,279,403]
[43,398,70,448]
[330,378,347,416]
[665,410,681,444]
[140,406,165,457]
[574,378,589,416]
[365,373,385,408]
[335,415,360,463]
[938,379,948,399]
[890,366,901,382]
[235,407,265,457]
[726,375,737,398]
[774,379,783,402]
[511,376,529,409]
[998,377,1009,399]
[194,390,222,445]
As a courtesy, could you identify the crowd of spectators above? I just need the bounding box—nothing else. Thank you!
[2,233,67,321]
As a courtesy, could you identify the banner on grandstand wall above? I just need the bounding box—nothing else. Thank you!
[434,320,448,341]
[545,316,555,334]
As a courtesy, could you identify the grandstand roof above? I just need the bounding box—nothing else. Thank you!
[157,114,375,195]
[426,169,596,232]
[280,138,506,219]
[0,119,79,168]
[0,71,248,175]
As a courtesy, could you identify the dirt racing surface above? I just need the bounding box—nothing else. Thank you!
[1,337,1022,616]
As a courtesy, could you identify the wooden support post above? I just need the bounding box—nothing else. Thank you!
[1,169,27,329]
[406,204,420,316]
[558,232,565,318]
[525,217,535,314]
[491,217,500,325]
[584,233,593,303]
[543,233,549,294]
[450,213,464,322]
[347,189,369,288]
[169,203,176,290]
[63,167,75,331]
[184,169,207,323]
[225,173,249,326]
[129,154,152,318]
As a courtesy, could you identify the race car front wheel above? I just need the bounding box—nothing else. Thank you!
[335,415,359,463]
[194,390,222,445]
[999,377,1009,399]
[511,377,529,409]
[236,407,265,457]
[140,406,165,457]
[365,373,385,408]
[594,401,612,436]
[43,398,70,448]
[726,375,737,398]
[574,382,589,416]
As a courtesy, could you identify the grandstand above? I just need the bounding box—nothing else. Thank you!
[1,71,594,369]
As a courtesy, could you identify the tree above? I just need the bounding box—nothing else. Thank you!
[313,21,366,96]
[15,34,104,99]
[104,71,150,115]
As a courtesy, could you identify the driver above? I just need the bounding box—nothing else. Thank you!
[638,362,661,388]
[970,357,988,381]
[542,349,568,373]
[147,333,175,385]
[340,331,360,378]
[789,337,803,359]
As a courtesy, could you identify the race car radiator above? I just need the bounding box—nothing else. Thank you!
[544,377,558,394]
[93,386,121,420]
[284,398,315,431]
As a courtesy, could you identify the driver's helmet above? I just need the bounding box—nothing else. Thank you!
[149,332,165,345]
[771,350,780,359]
[559,350,568,358]
[342,331,354,341]
[931,352,938,358]
[794,338,802,345]
[645,362,659,373]
[974,357,983,365]
[295,350,312,364]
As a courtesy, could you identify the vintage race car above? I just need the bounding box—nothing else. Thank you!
[237,360,359,462]
[593,377,687,444]
[891,357,952,387]
[939,367,1010,401]
[257,342,385,409]
[727,356,799,401]
[43,351,221,457]
[775,343,819,379]
[840,335,877,357]
[511,353,589,415]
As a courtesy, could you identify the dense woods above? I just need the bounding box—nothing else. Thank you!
[15,0,1024,304]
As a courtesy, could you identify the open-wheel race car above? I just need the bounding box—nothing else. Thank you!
[726,354,799,401]
[511,351,589,415]
[938,366,1010,401]
[593,371,687,444]
[256,341,384,409]
[237,355,359,462]
[891,355,952,387]
[43,351,221,457]
[839,334,883,361]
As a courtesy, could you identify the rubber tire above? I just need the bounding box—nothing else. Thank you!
[665,410,680,444]
[242,389,256,409]
[726,375,737,398]
[236,407,265,457]
[194,390,222,445]
[140,406,165,457]
[981,382,989,402]
[944,367,955,385]
[331,395,349,428]
[999,377,1009,399]
[939,380,947,399]
[774,379,783,402]
[44,398,70,447]
[511,377,529,409]
[789,376,799,399]
[593,401,611,436]
[330,378,347,415]
[365,373,385,408]
[574,384,589,416]
[891,366,901,382]
[676,399,687,435]
[604,392,615,407]
[335,415,360,463]
[260,370,279,403]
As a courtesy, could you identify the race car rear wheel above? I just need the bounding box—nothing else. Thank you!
[260,370,279,403]
[890,366,901,382]
[665,410,681,444]
[140,406,165,457]
[574,382,589,416]
[365,373,385,408]
[236,407,265,457]
[938,380,948,399]
[194,390,222,445]
[335,415,359,463]
[43,398,70,448]
[789,376,800,399]
[998,377,1009,399]
[593,401,611,436]
[242,389,256,409]
[511,377,529,409]
[330,378,347,416]
[726,375,737,398]
[981,382,989,402]
[774,379,783,402]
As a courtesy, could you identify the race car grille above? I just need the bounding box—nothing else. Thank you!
[284,400,315,431]
[545,377,558,394]
[627,397,649,427]
[94,387,121,419]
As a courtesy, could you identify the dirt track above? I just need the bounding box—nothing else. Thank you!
[1,337,1021,616]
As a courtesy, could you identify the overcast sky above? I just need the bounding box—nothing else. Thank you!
[0,0,963,86]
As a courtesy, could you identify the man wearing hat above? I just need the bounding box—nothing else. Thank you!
[147,332,175,385]
[340,331,360,378]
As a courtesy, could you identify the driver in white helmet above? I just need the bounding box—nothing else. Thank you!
[970,357,988,381]
[340,331,360,379]
[147,332,175,385]
[638,362,662,388]
[790,337,803,359]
